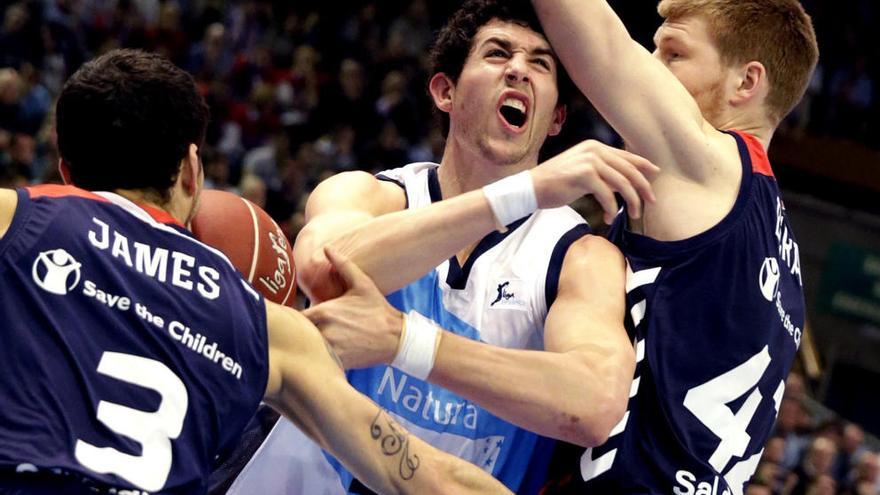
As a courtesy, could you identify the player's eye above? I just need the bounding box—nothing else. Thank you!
[487,48,509,58]
[533,58,552,70]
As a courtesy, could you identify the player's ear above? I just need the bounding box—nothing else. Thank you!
[58,159,73,185]
[548,104,567,137]
[732,61,766,107]
[180,144,201,196]
[429,73,455,113]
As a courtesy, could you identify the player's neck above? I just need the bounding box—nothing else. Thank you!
[714,110,775,150]
[113,188,189,225]
[437,141,535,198]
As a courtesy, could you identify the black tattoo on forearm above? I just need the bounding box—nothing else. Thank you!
[370,409,420,480]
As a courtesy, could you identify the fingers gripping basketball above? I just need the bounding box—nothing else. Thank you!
[190,189,297,306]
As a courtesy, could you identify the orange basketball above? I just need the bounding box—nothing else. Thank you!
[190,189,296,306]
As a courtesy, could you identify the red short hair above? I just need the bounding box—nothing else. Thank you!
[657,0,819,124]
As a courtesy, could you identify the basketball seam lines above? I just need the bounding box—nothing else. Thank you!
[279,272,295,306]
[240,198,260,283]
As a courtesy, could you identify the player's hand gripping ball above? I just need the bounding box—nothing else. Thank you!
[190,189,296,306]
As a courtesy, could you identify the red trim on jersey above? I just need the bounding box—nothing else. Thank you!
[137,202,184,227]
[730,130,774,177]
[27,184,109,202]
[27,184,183,227]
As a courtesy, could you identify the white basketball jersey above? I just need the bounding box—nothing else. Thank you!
[231,162,589,493]
[377,162,589,351]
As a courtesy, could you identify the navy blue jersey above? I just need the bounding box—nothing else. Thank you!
[545,131,805,495]
[0,185,269,494]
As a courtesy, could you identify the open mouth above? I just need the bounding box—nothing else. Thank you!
[499,97,527,129]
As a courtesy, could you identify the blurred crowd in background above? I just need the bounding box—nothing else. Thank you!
[1,1,879,493]
[748,372,879,495]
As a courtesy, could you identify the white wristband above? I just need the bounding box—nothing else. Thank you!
[391,311,441,380]
[482,170,538,232]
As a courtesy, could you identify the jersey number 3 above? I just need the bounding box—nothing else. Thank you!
[74,351,189,492]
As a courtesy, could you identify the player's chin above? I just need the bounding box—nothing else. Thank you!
[496,140,536,165]
[482,145,527,167]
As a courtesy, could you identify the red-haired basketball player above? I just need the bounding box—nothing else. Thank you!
[530,0,819,493]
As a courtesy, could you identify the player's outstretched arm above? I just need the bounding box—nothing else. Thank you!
[0,189,18,240]
[262,300,512,495]
[296,142,657,301]
[428,236,634,446]
[305,243,634,447]
[531,0,727,181]
[294,170,495,302]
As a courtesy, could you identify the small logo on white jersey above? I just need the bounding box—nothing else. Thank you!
[490,281,515,306]
[759,257,780,302]
[489,279,526,310]
[32,249,82,295]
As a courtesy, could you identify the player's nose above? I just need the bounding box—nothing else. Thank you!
[504,56,530,84]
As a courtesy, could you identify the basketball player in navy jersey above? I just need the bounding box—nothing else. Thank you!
[0,49,512,495]
[232,1,659,493]
[529,0,819,493]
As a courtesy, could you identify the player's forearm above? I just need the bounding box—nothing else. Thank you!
[532,0,631,72]
[429,331,633,447]
[331,407,511,495]
[531,0,655,151]
[274,390,462,494]
[275,387,511,495]
[265,307,510,495]
[431,452,513,495]
[532,0,707,172]
[393,426,513,495]
[311,190,498,299]
[530,0,656,125]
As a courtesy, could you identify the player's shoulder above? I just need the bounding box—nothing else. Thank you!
[710,126,751,179]
[566,234,623,267]
[524,206,589,244]
[660,123,743,187]
[0,188,18,239]
[723,129,775,180]
[375,161,437,184]
[1,185,109,242]
[25,184,106,201]
[534,204,587,223]
[552,234,626,304]
[547,233,625,293]
[308,170,406,217]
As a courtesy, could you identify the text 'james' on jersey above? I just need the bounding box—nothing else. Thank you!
[88,216,221,300]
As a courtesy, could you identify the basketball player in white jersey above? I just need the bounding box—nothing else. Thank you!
[231,1,658,493]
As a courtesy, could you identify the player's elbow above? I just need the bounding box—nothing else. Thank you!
[558,357,633,447]
[559,388,627,447]
[587,389,629,447]
[295,250,345,303]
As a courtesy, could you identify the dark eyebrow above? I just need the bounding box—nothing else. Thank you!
[482,37,513,52]
[483,37,555,59]
[532,47,555,59]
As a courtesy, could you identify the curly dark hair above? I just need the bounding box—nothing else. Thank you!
[429,0,576,135]
[56,49,209,201]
